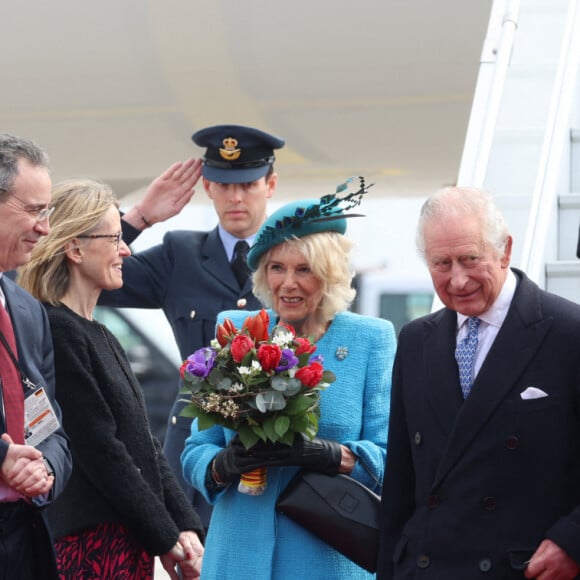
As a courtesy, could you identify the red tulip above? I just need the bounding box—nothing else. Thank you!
[230,334,255,363]
[295,362,324,387]
[257,344,282,372]
[242,309,270,343]
[294,337,316,356]
[216,318,237,347]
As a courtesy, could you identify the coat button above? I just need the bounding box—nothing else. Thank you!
[414,432,422,445]
[482,496,497,511]
[505,435,519,450]
[416,555,430,569]
[237,298,247,308]
[171,416,177,425]
[190,310,196,319]
[427,494,439,509]
[479,558,492,572]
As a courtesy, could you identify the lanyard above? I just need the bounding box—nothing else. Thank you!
[0,329,34,390]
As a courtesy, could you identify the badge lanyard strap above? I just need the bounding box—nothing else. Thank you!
[0,329,34,390]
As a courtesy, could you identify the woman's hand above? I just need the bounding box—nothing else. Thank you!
[159,531,204,579]
[247,434,343,475]
[177,531,204,578]
[212,436,269,484]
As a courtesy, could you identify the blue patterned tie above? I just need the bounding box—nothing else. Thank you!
[455,316,480,398]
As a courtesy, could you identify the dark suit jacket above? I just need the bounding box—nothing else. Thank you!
[378,269,580,579]
[100,224,261,524]
[0,276,72,579]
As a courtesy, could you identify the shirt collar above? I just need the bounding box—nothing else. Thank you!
[457,268,517,330]
[218,226,257,262]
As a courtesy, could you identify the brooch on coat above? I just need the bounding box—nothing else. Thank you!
[335,346,348,361]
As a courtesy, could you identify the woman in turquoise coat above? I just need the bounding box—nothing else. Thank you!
[181,179,396,579]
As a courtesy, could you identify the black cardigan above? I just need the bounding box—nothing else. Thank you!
[45,303,203,555]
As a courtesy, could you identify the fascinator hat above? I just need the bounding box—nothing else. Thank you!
[247,176,372,271]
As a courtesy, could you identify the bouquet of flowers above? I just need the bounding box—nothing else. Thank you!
[180,309,335,494]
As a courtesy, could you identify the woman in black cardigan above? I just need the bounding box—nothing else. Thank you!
[18,179,204,579]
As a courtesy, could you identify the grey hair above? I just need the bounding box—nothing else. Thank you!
[415,186,510,261]
[0,134,50,200]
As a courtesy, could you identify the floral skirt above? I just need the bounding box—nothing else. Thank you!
[55,521,154,580]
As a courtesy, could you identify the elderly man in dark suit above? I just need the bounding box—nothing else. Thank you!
[0,134,72,579]
[378,186,580,580]
[100,124,284,529]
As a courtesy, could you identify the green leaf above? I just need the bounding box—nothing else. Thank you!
[197,413,217,431]
[179,404,201,418]
[284,394,317,416]
[274,415,291,437]
[305,412,319,438]
[262,416,279,442]
[322,370,336,384]
[291,414,309,433]
[238,424,260,449]
[279,430,295,446]
[251,425,267,441]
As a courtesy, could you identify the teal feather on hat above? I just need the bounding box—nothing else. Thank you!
[247,176,372,270]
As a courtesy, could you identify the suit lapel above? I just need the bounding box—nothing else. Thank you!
[200,228,242,293]
[433,272,551,487]
[424,309,465,433]
[1,278,28,360]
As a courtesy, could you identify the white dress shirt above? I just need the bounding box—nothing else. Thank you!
[456,269,517,379]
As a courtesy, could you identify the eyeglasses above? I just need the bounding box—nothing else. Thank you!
[0,189,55,222]
[77,232,123,250]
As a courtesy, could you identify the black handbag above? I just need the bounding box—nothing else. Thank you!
[276,470,381,573]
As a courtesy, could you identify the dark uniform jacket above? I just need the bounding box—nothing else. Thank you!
[378,269,580,579]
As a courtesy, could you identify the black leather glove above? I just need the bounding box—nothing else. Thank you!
[247,433,342,475]
[211,436,268,485]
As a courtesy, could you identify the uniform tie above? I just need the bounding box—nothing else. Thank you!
[0,302,24,444]
[455,316,480,399]
[231,241,250,287]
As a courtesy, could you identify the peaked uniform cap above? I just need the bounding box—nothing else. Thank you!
[192,124,285,184]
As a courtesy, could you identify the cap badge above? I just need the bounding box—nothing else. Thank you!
[220,137,241,161]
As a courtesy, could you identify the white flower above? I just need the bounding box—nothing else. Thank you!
[238,360,262,377]
[272,329,294,348]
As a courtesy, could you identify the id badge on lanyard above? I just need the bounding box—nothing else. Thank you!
[24,379,60,447]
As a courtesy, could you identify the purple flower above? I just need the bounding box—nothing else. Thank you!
[184,347,217,378]
[275,348,299,372]
[310,354,324,365]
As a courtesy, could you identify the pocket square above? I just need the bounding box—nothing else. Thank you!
[520,386,548,400]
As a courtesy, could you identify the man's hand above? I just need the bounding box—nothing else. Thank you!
[0,433,54,497]
[525,539,580,579]
[122,158,202,230]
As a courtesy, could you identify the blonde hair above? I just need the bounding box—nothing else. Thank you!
[18,179,118,304]
[252,231,356,325]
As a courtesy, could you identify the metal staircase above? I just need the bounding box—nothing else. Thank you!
[457,0,580,303]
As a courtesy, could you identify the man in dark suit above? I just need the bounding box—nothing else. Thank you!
[378,186,580,579]
[100,124,285,528]
[0,134,72,579]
